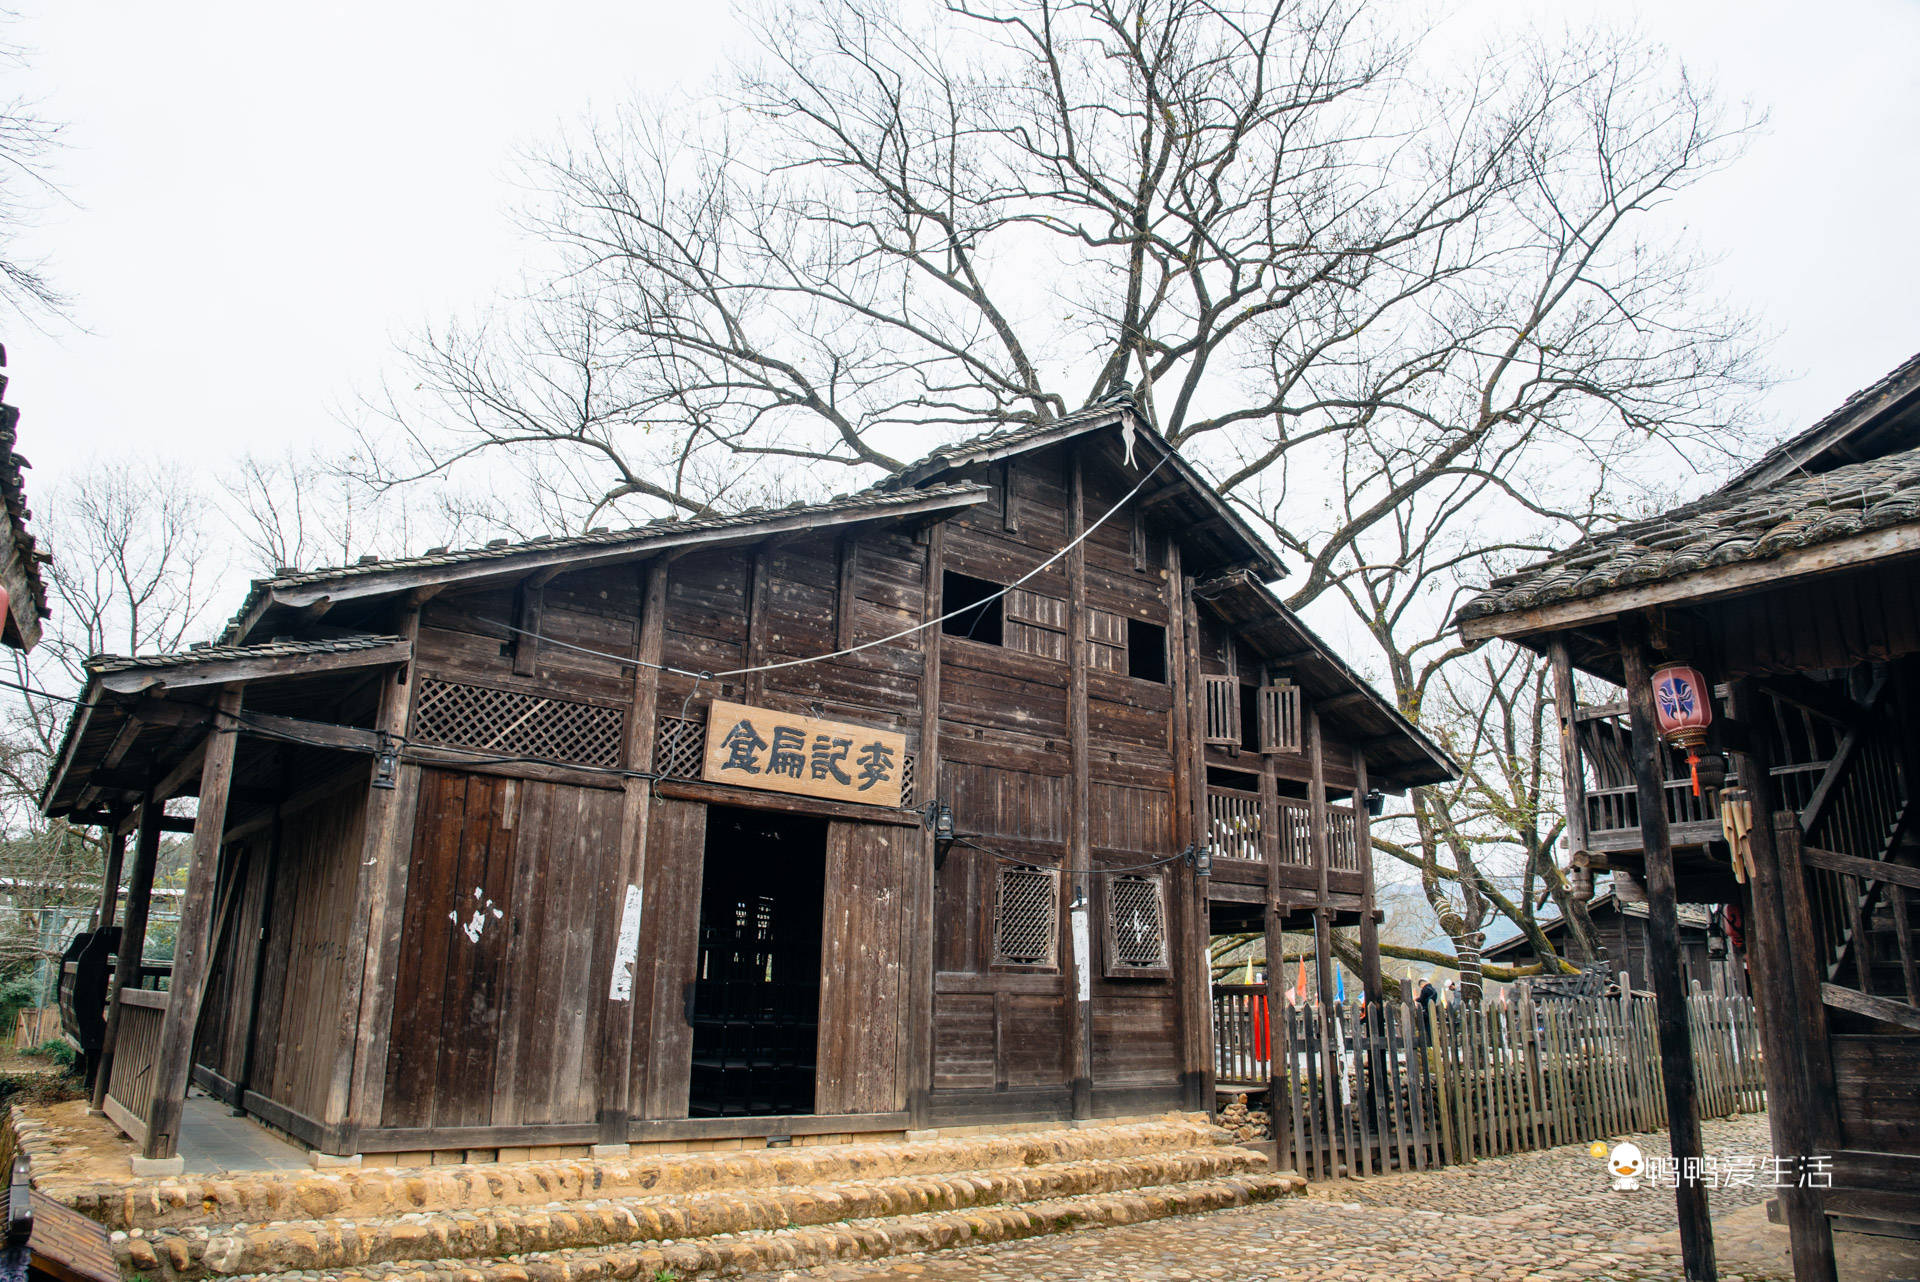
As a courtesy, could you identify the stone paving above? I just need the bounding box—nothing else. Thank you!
[743,1112,1793,1282]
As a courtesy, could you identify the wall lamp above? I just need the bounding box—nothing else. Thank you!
[924,800,956,867]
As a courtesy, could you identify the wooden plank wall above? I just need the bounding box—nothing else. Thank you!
[192,829,274,1088]
[245,778,369,1123]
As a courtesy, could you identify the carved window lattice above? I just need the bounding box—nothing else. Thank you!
[653,715,706,778]
[993,864,1058,968]
[413,678,624,768]
[1106,874,1169,975]
[900,753,916,808]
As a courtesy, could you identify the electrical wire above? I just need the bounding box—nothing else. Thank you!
[495,451,1176,680]
[951,833,1197,876]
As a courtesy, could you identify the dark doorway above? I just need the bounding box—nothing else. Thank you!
[688,806,827,1117]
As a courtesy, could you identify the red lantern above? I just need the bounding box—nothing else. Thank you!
[1651,664,1713,795]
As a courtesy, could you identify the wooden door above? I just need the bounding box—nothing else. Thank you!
[815,822,914,1114]
[381,768,624,1131]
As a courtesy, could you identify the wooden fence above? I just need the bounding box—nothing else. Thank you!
[1213,982,1764,1180]
[11,1007,60,1051]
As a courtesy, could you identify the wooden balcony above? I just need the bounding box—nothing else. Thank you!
[1204,787,1362,897]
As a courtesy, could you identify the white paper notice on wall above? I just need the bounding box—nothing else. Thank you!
[1071,903,1092,1004]
[608,884,644,1002]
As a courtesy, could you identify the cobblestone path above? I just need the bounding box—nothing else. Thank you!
[745,1112,1791,1282]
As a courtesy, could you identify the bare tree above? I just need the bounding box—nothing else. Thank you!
[0,11,64,320]
[364,0,1765,984]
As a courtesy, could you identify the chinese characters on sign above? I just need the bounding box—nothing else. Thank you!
[700,699,907,808]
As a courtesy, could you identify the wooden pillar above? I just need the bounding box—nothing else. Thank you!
[1308,710,1335,1010]
[1548,639,1596,953]
[231,801,285,1109]
[1353,750,1382,1006]
[1619,619,1715,1281]
[1168,543,1211,1110]
[909,527,944,1126]
[145,687,244,1161]
[339,610,424,1144]
[1725,679,1837,1282]
[92,798,162,1113]
[1064,454,1095,1120]
[602,559,670,1145]
[96,826,128,931]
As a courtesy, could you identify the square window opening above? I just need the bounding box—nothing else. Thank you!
[1126,619,1167,683]
[942,571,1005,646]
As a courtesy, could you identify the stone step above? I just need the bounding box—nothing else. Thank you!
[70,1117,1228,1232]
[220,1172,1302,1282]
[123,1147,1271,1280]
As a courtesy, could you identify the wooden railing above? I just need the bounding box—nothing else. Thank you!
[1206,788,1263,862]
[100,989,168,1145]
[1328,806,1360,872]
[1238,985,1764,1180]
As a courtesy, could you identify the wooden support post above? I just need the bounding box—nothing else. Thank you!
[231,799,285,1109]
[144,688,244,1161]
[1548,639,1596,962]
[601,559,670,1145]
[1354,750,1382,1007]
[1168,543,1211,1111]
[96,826,127,931]
[908,527,944,1126]
[744,546,774,703]
[93,797,162,1113]
[339,614,424,1144]
[1264,895,1286,1128]
[1725,677,1838,1280]
[1308,710,1336,1011]
[1619,619,1715,1282]
[1065,454,1095,1120]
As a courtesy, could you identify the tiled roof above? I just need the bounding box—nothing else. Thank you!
[220,482,988,642]
[1724,349,1920,491]
[86,633,405,674]
[878,399,1131,490]
[1456,444,1920,624]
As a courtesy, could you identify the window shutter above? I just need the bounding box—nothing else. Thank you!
[1258,681,1303,754]
[1104,873,1170,977]
[993,864,1059,968]
[1203,674,1239,746]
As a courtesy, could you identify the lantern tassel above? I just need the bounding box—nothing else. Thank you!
[1687,748,1702,797]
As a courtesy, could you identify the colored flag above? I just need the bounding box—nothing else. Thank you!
[1294,957,1309,1005]
[1335,966,1346,1004]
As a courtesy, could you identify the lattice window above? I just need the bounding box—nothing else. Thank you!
[1105,874,1169,977]
[1203,675,1239,746]
[900,753,916,808]
[1257,681,1303,754]
[653,715,705,779]
[413,678,624,768]
[993,864,1058,968]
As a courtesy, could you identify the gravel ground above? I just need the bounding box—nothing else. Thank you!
[743,1111,1791,1282]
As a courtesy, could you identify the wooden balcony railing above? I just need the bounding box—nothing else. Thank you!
[100,989,168,1146]
[1204,790,1325,869]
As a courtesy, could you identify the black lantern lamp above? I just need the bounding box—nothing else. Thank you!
[1183,843,1213,876]
[1365,790,1385,817]
[925,800,956,866]
[372,734,400,790]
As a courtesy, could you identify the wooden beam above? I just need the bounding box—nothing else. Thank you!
[1619,617,1715,1280]
[1725,679,1837,1281]
[1064,454,1094,1121]
[99,719,143,772]
[1460,525,1920,643]
[907,523,944,1126]
[1548,640,1591,917]
[152,736,210,802]
[94,637,413,695]
[91,798,161,1113]
[602,559,668,1144]
[835,536,860,652]
[341,608,425,1143]
[511,581,543,677]
[1821,982,1920,1032]
[143,687,243,1160]
[95,828,127,931]
[1353,750,1381,1007]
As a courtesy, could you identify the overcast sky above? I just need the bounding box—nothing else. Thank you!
[6,0,1918,504]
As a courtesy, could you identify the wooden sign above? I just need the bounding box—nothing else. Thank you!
[701,699,907,808]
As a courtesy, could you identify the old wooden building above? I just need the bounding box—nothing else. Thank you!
[46,404,1449,1165]
[1481,890,1747,999]
[1459,351,1920,1280]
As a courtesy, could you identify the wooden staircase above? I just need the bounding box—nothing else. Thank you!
[43,1118,1300,1281]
